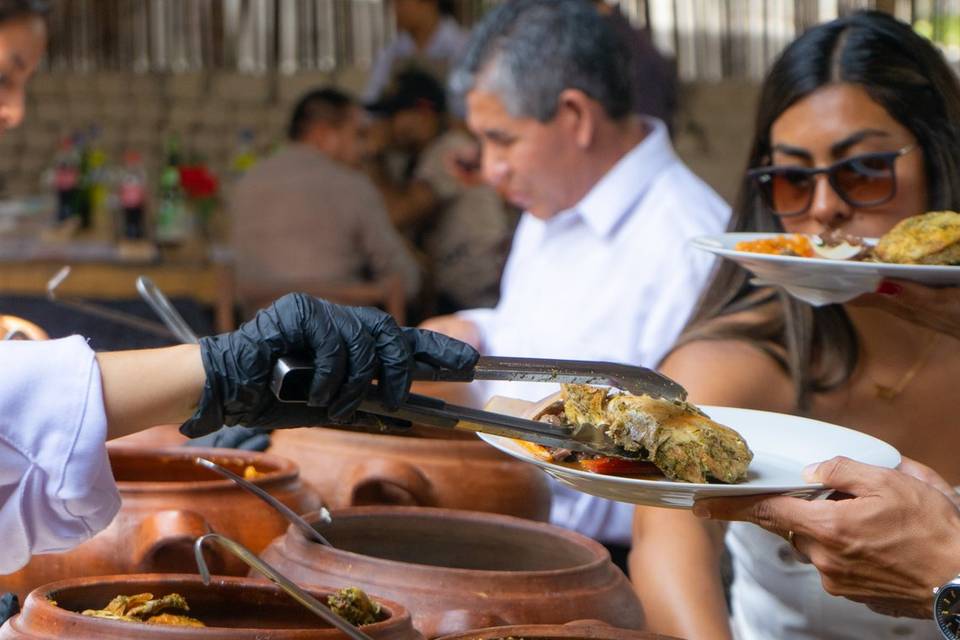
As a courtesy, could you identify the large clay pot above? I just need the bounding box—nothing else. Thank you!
[437,621,681,640]
[268,429,551,520]
[0,447,322,599]
[269,380,552,521]
[259,507,645,638]
[0,574,420,639]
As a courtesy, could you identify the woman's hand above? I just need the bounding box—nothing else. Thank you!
[181,293,479,436]
[693,457,960,619]
[851,279,960,340]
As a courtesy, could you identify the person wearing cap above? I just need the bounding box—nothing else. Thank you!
[362,0,468,106]
[367,68,511,311]
[229,87,421,311]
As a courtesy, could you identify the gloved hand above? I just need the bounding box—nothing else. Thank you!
[180,293,479,437]
[183,425,273,452]
[0,593,19,626]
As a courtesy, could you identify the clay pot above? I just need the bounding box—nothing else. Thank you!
[437,621,681,640]
[0,447,322,599]
[268,430,551,520]
[0,574,420,639]
[269,380,551,521]
[259,507,645,638]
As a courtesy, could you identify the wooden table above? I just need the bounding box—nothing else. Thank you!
[0,239,236,332]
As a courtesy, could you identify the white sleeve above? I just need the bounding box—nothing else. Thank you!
[0,336,120,574]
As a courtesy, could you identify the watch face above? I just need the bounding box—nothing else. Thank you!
[936,585,960,639]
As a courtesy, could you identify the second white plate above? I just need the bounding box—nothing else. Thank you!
[692,232,960,306]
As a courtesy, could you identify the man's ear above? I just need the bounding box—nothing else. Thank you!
[555,89,599,149]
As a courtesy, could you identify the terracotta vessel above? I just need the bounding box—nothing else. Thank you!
[0,447,322,599]
[437,621,681,640]
[259,506,646,638]
[0,574,421,639]
[268,429,551,520]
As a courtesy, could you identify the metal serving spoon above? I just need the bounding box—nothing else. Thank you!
[193,457,332,546]
[193,533,374,640]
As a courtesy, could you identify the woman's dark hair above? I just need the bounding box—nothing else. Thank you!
[0,0,49,22]
[679,10,960,411]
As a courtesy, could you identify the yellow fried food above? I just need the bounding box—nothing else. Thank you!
[80,592,205,627]
[875,211,960,264]
[145,613,206,627]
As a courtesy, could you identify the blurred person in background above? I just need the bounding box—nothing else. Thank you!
[628,11,960,639]
[0,0,481,587]
[591,0,677,133]
[420,0,729,568]
[367,68,512,312]
[362,0,468,105]
[229,87,420,313]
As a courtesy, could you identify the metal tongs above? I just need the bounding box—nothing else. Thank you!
[271,355,688,460]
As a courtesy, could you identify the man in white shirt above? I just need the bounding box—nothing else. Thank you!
[421,0,730,558]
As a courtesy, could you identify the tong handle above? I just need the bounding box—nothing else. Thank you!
[272,356,461,402]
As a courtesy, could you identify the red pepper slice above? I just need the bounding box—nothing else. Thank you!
[577,457,659,476]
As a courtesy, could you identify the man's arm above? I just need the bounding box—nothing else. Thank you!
[697,456,960,619]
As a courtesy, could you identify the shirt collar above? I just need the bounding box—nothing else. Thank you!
[572,117,677,239]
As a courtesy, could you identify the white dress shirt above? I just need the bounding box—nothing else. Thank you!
[0,336,119,574]
[362,17,470,104]
[460,118,730,544]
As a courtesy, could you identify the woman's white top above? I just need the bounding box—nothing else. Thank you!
[727,522,938,639]
[0,336,119,574]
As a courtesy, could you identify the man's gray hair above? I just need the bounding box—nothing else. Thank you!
[451,0,633,122]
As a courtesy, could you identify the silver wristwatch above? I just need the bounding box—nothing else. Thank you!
[934,574,960,638]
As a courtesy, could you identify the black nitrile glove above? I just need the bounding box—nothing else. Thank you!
[180,293,479,437]
[0,593,19,626]
[183,425,273,451]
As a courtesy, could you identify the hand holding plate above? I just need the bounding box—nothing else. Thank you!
[850,278,960,340]
[694,456,960,619]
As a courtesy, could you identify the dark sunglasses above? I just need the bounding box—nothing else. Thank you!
[747,144,918,217]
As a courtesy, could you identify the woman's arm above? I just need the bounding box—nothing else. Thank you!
[96,344,205,440]
[629,339,794,639]
[630,505,730,640]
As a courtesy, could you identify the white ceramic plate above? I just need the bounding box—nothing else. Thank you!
[692,232,960,306]
[478,405,900,509]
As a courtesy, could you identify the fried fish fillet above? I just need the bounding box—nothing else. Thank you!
[874,211,960,265]
[561,384,753,483]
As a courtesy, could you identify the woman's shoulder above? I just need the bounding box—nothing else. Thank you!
[662,336,794,412]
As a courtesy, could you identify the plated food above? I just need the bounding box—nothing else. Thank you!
[734,210,960,265]
[692,212,960,306]
[481,397,901,508]
[522,384,753,483]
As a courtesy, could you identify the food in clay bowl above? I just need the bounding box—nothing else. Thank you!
[258,506,645,638]
[0,446,322,599]
[0,575,420,639]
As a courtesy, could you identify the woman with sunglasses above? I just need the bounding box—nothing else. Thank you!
[629,11,960,640]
